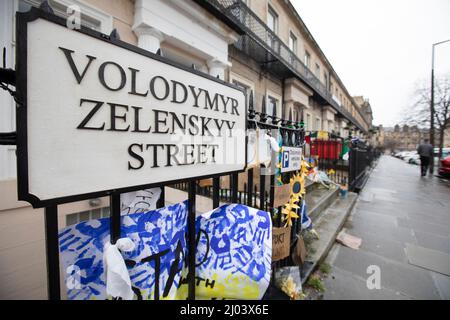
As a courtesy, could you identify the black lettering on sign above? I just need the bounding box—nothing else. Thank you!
[230,98,240,116]
[153,109,169,134]
[171,80,188,104]
[98,61,126,91]
[131,106,151,133]
[128,67,149,97]
[107,102,130,132]
[145,144,165,168]
[59,47,96,84]
[273,233,285,244]
[202,89,219,112]
[77,98,105,130]
[128,143,144,170]
[189,85,202,108]
[150,76,170,101]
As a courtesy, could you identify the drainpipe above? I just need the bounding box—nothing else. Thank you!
[281,78,285,120]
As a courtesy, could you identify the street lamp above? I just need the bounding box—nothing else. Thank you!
[430,39,450,174]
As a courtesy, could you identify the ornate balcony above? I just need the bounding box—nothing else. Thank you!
[195,0,367,132]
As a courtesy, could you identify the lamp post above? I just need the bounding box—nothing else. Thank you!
[430,39,450,174]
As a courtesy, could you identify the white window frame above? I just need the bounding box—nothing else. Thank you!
[267,4,278,34]
[15,0,113,35]
[65,206,111,226]
[304,50,311,69]
[266,90,282,118]
[315,117,322,131]
[289,31,297,54]
[0,0,113,180]
[306,113,312,131]
[230,72,255,111]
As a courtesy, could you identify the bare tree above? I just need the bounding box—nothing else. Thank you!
[402,76,450,158]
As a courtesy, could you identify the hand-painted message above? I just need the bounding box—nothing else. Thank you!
[59,202,272,300]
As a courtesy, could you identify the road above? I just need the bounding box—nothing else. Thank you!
[322,155,450,299]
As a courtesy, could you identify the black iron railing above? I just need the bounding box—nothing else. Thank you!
[304,131,349,186]
[348,139,380,192]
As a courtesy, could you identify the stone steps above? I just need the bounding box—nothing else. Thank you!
[301,192,358,285]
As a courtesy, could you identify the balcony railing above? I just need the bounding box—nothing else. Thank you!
[203,0,367,132]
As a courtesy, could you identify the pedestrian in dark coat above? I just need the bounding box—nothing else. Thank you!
[417,139,434,176]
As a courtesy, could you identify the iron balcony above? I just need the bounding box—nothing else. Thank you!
[197,0,367,132]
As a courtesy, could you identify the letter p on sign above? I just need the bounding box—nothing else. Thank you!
[283,151,290,168]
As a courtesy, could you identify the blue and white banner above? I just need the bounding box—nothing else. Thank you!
[59,202,272,300]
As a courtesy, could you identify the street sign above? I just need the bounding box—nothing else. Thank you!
[281,146,302,173]
[15,11,246,207]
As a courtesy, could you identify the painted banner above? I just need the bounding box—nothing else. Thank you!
[59,202,272,300]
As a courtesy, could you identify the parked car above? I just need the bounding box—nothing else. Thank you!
[408,154,420,165]
[433,148,450,167]
[401,151,416,161]
[403,153,416,162]
[438,155,450,178]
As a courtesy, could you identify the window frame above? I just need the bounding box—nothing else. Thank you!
[65,206,111,226]
[315,117,322,131]
[230,72,255,110]
[266,89,282,118]
[267,4,278,34]
[306,113,312,131]
[15,0,113,34]
[289,31,297,54]
[304,50,311,69]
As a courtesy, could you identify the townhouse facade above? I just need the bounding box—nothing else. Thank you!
[0,0,373,299]
[383,125,427,151]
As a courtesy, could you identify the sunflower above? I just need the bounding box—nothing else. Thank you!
[281,201,299,227]
[290,172,303,202]
[301,160,310,176]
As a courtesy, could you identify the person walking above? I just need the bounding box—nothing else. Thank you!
[417,139,434,176]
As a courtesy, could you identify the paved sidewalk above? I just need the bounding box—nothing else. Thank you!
[322,155,450,300]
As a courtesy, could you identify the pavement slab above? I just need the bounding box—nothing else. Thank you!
[414,230,450,255]
[405,243,450,276]
[398,217,450,238]
[432,272,450,299]
[333,245,441,299]
[356,231,408,263]
[323,266,410,300]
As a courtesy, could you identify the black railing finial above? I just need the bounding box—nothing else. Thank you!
[109,28,121,41]
[259,95,267,122]
[248,91,256,119]
[39,0,54,14]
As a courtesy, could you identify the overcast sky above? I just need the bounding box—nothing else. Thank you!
[291,0,450,127]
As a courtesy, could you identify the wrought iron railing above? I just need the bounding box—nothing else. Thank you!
[203,0,367,132]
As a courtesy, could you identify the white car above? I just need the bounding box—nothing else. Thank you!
[403,152,417,162]
[408,154,420,165]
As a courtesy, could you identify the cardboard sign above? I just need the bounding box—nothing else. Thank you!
[16,11,246,207]
[273,183,291,207]
[292,235,307,266]
[281,147,302,173]
[272,227,291,261]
